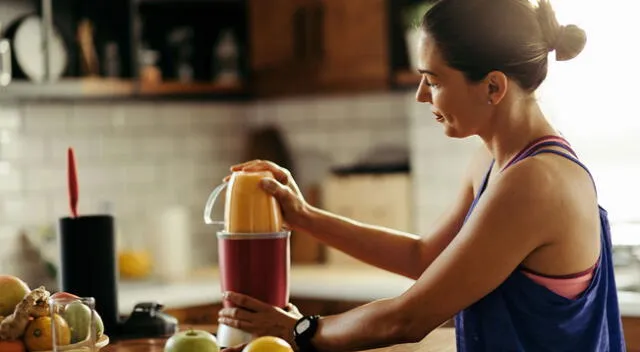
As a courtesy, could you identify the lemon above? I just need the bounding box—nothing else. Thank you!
[243,336,293,352]
[119,250,152,279]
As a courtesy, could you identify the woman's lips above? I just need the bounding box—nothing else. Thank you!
[433,111,445,122]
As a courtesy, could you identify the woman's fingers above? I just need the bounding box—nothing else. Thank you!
[284,303,301,315]
[230,160,290,185]
[224,292,271,312]
[218,316,257,332]
[219,307,254,322]
[259,178,291,199]
[229,160,258,171]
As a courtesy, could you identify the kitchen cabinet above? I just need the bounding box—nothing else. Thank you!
[248,0,322,96]
[3,0,418,100]
[248,0,299,72]
[319,0,389,91]
[2,0,250,100]
[248,0,391,97]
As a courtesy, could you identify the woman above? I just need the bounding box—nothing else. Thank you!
[219,0,626,350]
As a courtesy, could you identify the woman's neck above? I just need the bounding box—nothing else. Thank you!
[479,93,558,171]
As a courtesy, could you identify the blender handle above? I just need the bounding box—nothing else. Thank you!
[204,182,228,225]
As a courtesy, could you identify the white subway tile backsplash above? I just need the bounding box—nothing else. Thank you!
[186,135,216,155]
[16,193,51,225]
[315,97,349,121]
[121,103,160,128]
[1,134,46,161]
[99,135,134,158]
[70,103,115,133]
[0,105,22,130]
[142,136,176,157]
[22,103,71,133]
[23,165,66,192]
[1,91,418,274]
[0,163,22,192]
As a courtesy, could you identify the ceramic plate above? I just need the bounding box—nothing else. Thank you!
[12,15,68,82]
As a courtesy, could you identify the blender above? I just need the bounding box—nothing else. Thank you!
[204,171,291,348]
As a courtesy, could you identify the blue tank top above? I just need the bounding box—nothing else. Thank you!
[455,136,626,351]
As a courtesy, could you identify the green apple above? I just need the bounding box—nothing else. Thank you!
[63,301,92,343]
[62,301,105,343]
[95,310,104,338]
[164,329,219,352]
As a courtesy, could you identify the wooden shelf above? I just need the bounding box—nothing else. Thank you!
[394,70,421,88]
[136,0,241,4]
[0,78,135,100]
[0,79,245,100]
[138,81,244,96]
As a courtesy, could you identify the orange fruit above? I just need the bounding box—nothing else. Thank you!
[0,340,26,352]
[242,336,293,352]
[24,314,71,351]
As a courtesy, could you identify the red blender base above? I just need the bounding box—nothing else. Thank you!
[217,231,290,347]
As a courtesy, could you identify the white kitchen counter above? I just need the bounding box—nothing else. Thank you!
[117,265,640,317]
[117,265,414,315]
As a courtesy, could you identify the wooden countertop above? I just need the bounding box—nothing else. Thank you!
[102,325,456,352]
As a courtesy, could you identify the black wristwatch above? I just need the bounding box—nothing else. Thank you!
[293,315,321,352]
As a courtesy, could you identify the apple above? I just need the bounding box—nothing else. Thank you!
[95,310,104,338]
[62,301,91,343]
[0,275,30,316]
[51,292,80,300]
[164,329,219,352]
[61,301,105,343]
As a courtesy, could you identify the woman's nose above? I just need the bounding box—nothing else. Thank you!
[415,80,432,104]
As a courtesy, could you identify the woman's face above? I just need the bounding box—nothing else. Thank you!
[415,32,492,138]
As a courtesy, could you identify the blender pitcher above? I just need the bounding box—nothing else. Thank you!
[204,171,291,348]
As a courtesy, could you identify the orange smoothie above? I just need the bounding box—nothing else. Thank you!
[224,171,283,233]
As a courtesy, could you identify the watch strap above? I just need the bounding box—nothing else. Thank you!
[294,315,320,352]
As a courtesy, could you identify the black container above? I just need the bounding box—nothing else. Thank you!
[58,215,120,336]
[119,302,178,339]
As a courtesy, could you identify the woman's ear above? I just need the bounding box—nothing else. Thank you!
[486,71,508,105]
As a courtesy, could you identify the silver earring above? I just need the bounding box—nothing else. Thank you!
[488,100,492,105]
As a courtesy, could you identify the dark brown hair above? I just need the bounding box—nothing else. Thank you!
[421,0,587,92]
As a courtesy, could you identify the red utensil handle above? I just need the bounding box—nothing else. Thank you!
[68,148,78,218]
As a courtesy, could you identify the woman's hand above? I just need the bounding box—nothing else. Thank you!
[228,160,311,230]
[218,292,303,350]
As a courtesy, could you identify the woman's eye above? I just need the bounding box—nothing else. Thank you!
[420,75,439,88]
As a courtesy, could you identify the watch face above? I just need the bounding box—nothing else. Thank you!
[296,319,311,334]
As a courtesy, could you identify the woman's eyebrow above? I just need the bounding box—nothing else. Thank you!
[417,69,438,77]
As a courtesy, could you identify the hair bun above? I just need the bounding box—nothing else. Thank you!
[553,24,587,61]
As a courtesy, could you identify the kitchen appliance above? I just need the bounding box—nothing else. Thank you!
[204,171,290,348]
[58,214,120,336]
[58,148,177,340]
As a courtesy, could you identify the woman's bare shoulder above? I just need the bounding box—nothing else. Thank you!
[467,145,493,192]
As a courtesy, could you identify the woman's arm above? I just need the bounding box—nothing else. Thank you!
[308,158,559,352]
[297,177,474,279]
[293,147,489,279]
[240,149,486,280]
